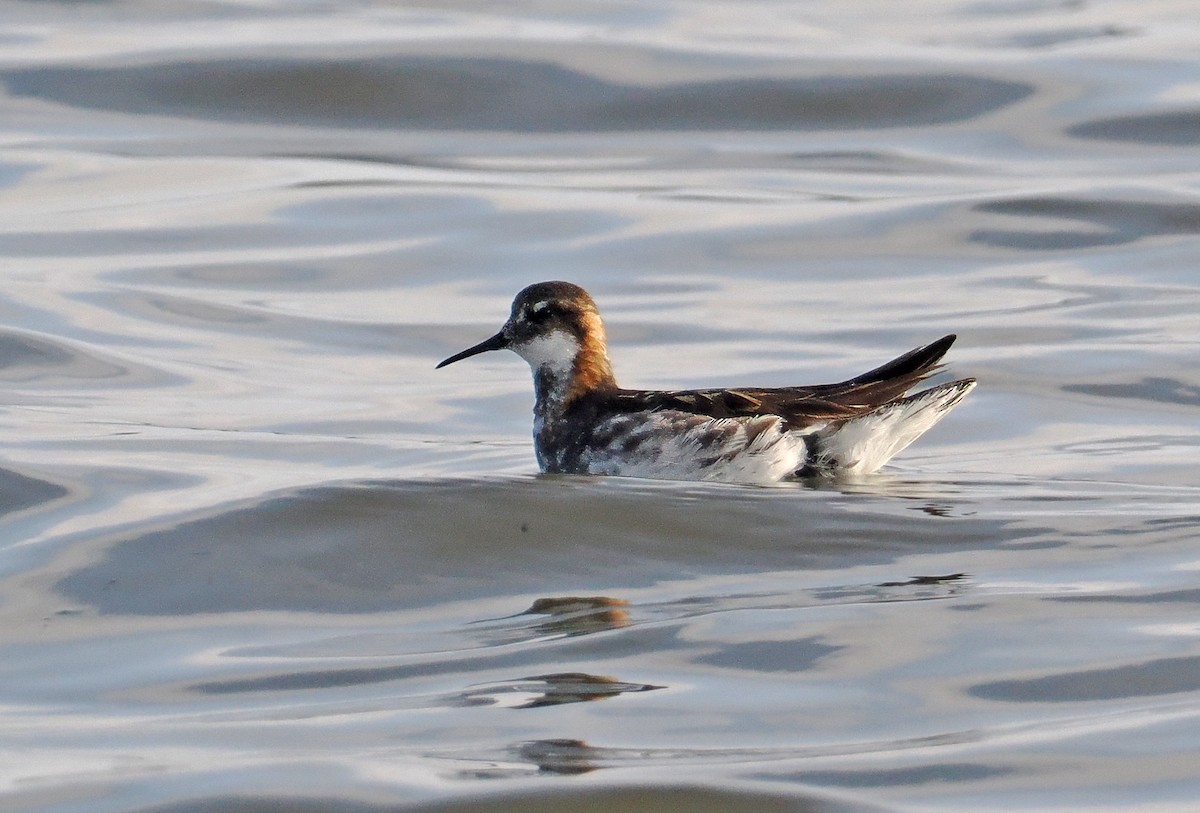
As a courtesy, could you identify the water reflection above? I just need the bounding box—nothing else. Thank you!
[0,329,150,384]
[4,58,1033,131]
[56,478,1012,616]
[3,1,1200,811]
[1069,110,1200,145]
[458,673,663,709]
[133,786,897,813]
[1063,377,1200,407]
[769,761,1013,790]
[514,738,599,775]
[0,465,70,520]
[970,654,1200,703]
[517,596,632,638]
[971,196,1200,251]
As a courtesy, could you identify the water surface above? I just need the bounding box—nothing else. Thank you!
[2,1,1200,811]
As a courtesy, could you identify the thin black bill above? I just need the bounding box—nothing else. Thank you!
[436,329,510,368]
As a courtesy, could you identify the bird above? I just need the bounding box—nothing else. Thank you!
[436,281,975,484]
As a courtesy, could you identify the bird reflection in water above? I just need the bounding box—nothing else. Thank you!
[459,672,664,710]
[524,595,632,637]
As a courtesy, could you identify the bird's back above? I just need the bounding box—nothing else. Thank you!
[602,334,963,431]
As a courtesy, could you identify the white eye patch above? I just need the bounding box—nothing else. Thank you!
[521,299,553,323]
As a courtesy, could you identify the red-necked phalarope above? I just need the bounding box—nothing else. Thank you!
[437,281,975,483]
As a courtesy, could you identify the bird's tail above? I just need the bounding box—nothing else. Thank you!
[802,379,976,476]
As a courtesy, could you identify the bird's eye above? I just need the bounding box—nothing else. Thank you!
[526,304,552,323]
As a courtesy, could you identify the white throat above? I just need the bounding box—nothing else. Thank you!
[513,329,580,378]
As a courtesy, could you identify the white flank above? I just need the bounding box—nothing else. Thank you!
[812,380,976,475]
[583,412,805,485]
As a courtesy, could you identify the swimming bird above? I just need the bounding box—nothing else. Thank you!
[437,281,974,483]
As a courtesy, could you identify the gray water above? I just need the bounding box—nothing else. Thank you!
[2,1,1200,811]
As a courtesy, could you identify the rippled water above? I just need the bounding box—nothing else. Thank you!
[3,1,1200,811]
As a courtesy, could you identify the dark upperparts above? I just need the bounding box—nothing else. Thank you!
[585,334,963,431]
